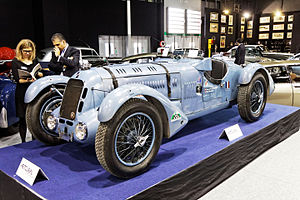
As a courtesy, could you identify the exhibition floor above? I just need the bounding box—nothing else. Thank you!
[200,129,300,200]
[0,103,299,200]
[2,131,300,200]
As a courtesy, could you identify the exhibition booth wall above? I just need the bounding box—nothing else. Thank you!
[0,103,299,200]
[0,1,164,53]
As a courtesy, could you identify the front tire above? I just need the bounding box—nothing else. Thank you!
[237,73,267,122]
[95,98,163,178]
[26,89,65,145]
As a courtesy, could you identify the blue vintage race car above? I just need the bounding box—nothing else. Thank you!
[25,56,275,178]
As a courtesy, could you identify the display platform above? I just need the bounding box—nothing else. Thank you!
[0,104,299,200]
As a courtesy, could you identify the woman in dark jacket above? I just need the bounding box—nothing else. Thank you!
[11,39,42,142]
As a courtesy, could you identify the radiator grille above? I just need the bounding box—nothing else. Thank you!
[60,79,84,120]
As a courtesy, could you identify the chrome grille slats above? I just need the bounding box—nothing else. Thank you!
[60,79,84,120]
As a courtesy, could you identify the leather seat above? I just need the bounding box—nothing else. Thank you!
[204,60,227,85]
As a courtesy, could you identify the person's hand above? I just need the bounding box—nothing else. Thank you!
[38,72,43,77]
[53,46,60,57]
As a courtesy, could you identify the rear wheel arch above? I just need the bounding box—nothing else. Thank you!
[256,69,270,92]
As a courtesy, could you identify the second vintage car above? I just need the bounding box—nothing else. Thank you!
[37,46,105,69]
[263,60,300,107]
[25,56,274,178]
[227,45,294,63]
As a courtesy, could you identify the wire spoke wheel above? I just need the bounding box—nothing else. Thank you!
[115,113,155,166]
[95,98,163,178]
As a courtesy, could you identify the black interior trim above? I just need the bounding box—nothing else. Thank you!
[204,59,227,85]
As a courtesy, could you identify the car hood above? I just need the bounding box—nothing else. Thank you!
[262,52,294,60]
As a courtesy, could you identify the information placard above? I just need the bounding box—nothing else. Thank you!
[219,124,243,141]
[16,158,49,186]
[188,50,198,57]
[162,47,170,57]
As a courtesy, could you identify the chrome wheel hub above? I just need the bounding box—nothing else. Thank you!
[134,135,149,148]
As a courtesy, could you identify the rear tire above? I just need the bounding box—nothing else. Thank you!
[237,73,267,122]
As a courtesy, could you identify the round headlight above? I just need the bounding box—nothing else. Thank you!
[75,123,87,140]
[47,115,57,130]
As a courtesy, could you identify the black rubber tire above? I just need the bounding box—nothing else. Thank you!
[237,73,267,122]
[95,98,163,178]
[26,89,65,145]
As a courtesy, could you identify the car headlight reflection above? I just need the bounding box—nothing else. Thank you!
[75,123,87,140]
[47,115,57,130]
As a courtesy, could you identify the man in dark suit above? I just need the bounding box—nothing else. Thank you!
[49,33,80,77]
[234,38,245,65]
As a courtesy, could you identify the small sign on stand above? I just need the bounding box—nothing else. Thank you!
[16,158,49,186]
[162,46,170,57]
[188,50,198,57]
[219,124,243,141]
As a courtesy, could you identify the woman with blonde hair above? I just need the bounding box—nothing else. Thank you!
[12,39,42,142]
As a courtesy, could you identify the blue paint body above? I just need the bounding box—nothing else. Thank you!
[25,57,274,144]
[24,75,70,103]
[0,76,18,128]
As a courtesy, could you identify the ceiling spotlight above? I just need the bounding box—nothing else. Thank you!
[223,9,230,15]
[243,12,250,19]
[275,10,282,17]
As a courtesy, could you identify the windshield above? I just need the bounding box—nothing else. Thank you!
[36,50,47,60]
[81,49,99,57]
[291,65,300,76]
[246,47,261,56]
[257,45,270,52]
[231,47,262,57]
[173,49,203,57]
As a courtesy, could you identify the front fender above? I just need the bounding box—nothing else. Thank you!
[24,75,69,103]
[238,63,275,95]
[98,84,188,137]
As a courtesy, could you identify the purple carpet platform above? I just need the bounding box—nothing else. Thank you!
[0,103,299,200]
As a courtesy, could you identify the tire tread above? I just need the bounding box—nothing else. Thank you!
[237,73,267,122]
[26,90,64,145]
[95,122,113,175]
[95,98,163,178]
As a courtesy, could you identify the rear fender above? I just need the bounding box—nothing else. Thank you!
[98,84,188,137]
[24,75,69,103]
[238,63,275,95]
